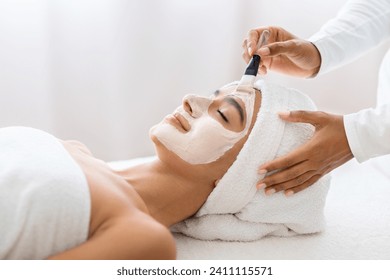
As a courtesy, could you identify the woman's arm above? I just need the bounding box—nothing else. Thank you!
[48,215,176,260]
[310,0,390,75]
[243,0,390,78]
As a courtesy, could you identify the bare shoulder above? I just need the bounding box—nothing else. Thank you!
[116,212,177,259]
[48,211,176,260]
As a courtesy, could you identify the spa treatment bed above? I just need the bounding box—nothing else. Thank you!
[109,157,390,259]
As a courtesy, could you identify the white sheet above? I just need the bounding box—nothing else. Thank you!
[109,157,390,259]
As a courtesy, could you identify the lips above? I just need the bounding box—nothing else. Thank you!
[166,112,190,132]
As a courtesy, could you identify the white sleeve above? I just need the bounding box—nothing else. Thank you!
[344,104,390,162]
[309,0,390,75]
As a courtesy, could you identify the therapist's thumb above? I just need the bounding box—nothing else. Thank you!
[258,41,298,57]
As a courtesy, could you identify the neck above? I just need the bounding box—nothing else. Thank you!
[115,159,214,227]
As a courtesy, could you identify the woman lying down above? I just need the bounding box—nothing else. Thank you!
[0,79,330,260]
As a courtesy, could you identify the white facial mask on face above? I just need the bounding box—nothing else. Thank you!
[151,89,256,165]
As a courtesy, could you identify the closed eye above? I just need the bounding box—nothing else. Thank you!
[217,110,229,123]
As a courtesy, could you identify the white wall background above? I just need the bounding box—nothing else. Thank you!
[1,0,389,161]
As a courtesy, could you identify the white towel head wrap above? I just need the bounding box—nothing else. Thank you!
[172,80,330,241]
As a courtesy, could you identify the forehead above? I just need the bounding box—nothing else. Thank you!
[216,83,261,119]
[216,84,238,95]
[215,84,257,102]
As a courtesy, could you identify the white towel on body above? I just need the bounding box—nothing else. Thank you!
[172,80,331,241]
[0,127,90,259]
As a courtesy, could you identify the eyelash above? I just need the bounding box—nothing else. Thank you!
[217,110,229,123]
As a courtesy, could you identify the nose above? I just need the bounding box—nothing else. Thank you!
[182,94,212,118]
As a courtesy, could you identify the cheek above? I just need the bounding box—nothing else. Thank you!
[186,117,242,159]
[190,117,236,143]
[150,116,244,165]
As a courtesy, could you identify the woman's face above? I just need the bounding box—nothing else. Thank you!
[150,84,260,166]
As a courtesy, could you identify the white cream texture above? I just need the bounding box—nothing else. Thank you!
[151,87,256,164]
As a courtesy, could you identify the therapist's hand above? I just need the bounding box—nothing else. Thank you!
[242,26,321,78]
[257,110,354,195]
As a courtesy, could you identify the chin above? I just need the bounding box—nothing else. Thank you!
[149,126,170,157]
[149,127,191,169]
[149,123,165,144]
[149,126,161,152]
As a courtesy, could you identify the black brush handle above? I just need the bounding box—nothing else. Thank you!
[244,55,260,76]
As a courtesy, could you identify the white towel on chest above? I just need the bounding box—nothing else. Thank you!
[172,80,331,241]
[0,127,91,259]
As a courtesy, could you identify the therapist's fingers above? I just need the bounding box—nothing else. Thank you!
[284,174,322,196]
[258,111,353,196]
[278,110,327,127]
[242,39,251,63]
[261,169,318,194]
[257,161,315,191]
[258,40,321,78]
[246,28,262,56]
[247,26,294,55]
[258,65,268,75]
[258,110,321,174]
[242,37,270,75]
[243,26,321,77]
[257,40,299,58]
[258,142,310,174]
